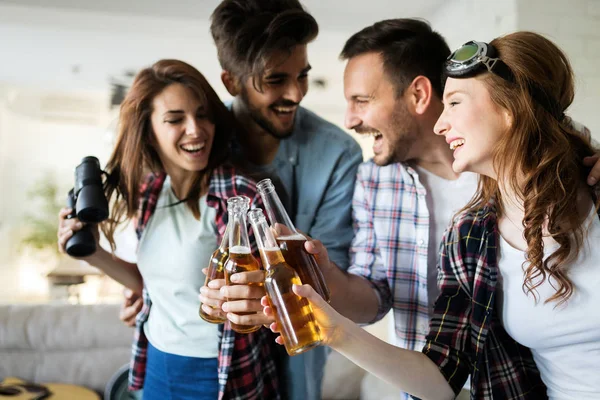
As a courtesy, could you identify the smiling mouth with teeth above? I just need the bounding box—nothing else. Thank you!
[361,131,383,139]
[272,106,296,114]
[449,139,465,150]
[181,143,206,153]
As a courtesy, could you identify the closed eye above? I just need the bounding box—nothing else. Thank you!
[266,79,283,85]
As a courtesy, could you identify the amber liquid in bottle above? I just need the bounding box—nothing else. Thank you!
[277,235,331,303]
[256,178,331,303]
[224,246,262,334]
[199,247,229,324]
[261,248,322,355]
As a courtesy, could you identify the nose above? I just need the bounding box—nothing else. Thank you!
[433,111,449,136]
[185,116,200,136]
[344,104,361,130]
[284,80,305,104]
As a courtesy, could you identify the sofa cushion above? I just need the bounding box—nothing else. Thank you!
[0,304,132,394]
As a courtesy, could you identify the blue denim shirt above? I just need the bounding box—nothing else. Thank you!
[231,104,363,399]
[269,107,362,269]
[232,105,363,270]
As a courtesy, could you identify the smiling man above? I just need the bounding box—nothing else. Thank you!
[309,18,598,400]
[321,22,477,382]
[205,1,363,399]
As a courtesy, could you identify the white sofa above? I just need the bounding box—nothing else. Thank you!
[0,303,401,399]
[0,304,131,395]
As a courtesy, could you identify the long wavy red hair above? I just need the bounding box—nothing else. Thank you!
[463,32,598,305]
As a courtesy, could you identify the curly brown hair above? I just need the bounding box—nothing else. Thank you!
[462,32,598,305]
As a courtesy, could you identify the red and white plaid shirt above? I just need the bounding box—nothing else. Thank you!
[128,165,282,400]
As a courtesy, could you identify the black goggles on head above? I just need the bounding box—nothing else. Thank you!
[444,40,563,120]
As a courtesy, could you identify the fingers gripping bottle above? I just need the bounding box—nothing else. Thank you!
[199,197,245,323]
[224,196,262,334]
[248,209,322,355]
[256,179,331,302]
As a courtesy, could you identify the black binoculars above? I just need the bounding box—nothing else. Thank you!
[64,156,109,257]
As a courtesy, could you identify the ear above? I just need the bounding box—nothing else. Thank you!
[503,109,513,130]
[405,75,433,116]
[221,70,241,96]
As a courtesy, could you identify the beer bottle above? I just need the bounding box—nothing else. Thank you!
[199,197,246,323]
[248,208,322,355]
[224,196,262,334]
[256,179,331,302]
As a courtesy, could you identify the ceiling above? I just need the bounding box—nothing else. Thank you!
[0,0,445,98]
[0,0,443,33]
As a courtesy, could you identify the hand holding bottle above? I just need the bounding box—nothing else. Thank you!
[220,269,273,327]
[262,283,350,348]
[199,269,272,325]
[257,179,331,302]
[198,269,227,322]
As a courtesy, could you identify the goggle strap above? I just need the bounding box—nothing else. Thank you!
[528,83,564,120]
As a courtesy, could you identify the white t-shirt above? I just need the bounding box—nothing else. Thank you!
[413,166,478,314]
[137,176,220,358]
[497,209,600,399]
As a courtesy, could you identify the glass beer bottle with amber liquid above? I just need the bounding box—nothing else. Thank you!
[199,197,246,323]
[224,196,262,334]
[248,208,321,355]
[256,179,331,302]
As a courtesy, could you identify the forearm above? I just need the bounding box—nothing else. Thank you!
[325,264,380,324]
[85,248,143,294]
[333,317,454,400]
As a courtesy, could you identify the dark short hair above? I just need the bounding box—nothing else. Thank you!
[340,19,450,98]
[210,0,318,90]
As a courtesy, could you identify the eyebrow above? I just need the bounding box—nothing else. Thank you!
[350,94,372,101]
[162,105,206,117]
[443,89,466,99]
[163,110,184,116]
[265,65,312,80]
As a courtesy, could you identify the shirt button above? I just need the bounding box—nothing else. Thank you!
[418,239,425,246]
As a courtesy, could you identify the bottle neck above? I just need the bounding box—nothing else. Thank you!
[257,182,299,236]
[219,213,232,249]
[229,210,252,250]
[259,248,286,270]
[248,212,287,269]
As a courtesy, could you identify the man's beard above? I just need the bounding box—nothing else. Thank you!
[240,88,296,139]
[367,103,419,166]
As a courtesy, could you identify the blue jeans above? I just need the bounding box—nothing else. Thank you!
[143,342,219,400]
[286,346,329,400]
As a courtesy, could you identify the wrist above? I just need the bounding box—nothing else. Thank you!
[82,246,109,267]
[327,315,356,349]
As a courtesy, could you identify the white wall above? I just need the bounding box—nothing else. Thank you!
[0,87,113,303]
[429,0,518,49]
[517,0,600,137]
[430,0,600,140]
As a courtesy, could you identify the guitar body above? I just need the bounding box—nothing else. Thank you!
[0,377,100,400]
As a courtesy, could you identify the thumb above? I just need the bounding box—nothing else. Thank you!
[293,284,326,307]
[123,288,133,299]
[583,155,599,166]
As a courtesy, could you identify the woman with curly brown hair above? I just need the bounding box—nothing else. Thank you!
[265,31,600,399]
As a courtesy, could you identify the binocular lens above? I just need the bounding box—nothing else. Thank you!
[65,225,97,257]
[76,185,109,223]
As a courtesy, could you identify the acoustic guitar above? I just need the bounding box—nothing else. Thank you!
[0,377,100,400]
